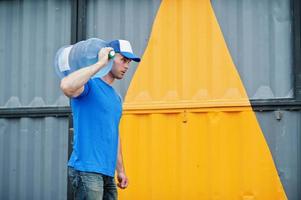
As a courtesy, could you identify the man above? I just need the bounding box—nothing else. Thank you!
[60,39,141,200]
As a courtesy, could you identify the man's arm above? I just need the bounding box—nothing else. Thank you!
[116,137,129,189]
[60,47,113,98]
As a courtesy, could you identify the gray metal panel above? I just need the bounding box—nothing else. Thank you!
[211,1,299,197]
[255,111,301,200]
[0,117,69,200]
[86,0,162,98]
[211,0,293,99]
[0,0,71,108]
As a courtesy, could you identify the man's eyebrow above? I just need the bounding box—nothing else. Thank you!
[122,57,132,62]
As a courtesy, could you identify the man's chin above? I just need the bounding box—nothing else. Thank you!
[115,75,123,80]
[112,73,125,80]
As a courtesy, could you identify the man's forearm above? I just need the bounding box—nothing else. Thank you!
[60,61,105,93]
[116,137,129,189]
[60,47,113,97]
[117,138,125,173]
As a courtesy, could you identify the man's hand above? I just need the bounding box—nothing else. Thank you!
[117,172,129,189]
[97,47,113,66]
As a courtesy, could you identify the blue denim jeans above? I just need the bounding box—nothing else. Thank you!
[68,167,117,200]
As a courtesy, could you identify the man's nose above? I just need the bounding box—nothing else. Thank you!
[124,63,129,70]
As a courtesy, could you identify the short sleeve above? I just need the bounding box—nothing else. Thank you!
[73,79,92,99]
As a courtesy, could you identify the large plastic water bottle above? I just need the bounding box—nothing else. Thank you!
[54,38,114,79]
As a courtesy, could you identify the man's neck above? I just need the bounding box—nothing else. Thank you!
[101,73,115,85]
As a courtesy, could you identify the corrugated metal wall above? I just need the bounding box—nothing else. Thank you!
[211,1,300,199]
[0,0,70,107]
[0,0,71,199]
[119,109,287,199]
[86,0,162,98]
[256,111,301,200]
[118,0,296,199]
[211,0,293,99]
[0,117,68,200]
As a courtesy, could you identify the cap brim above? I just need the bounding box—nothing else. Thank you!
[120,52,141,62]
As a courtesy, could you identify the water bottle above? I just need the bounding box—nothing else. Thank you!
[54,38,115,79]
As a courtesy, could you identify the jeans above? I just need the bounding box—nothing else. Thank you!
[68,167,117,200]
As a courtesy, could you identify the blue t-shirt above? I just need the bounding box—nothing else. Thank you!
[68,78,122,177]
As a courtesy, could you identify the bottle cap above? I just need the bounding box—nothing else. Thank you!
[108,50,115,59]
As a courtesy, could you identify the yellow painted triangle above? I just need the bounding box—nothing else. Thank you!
[120,0,287,199]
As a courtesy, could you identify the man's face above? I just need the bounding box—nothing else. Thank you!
[110,53,132,79]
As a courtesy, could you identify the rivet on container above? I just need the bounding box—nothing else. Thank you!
[182,110,188,123]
